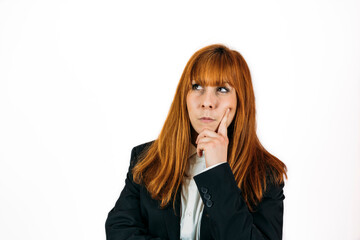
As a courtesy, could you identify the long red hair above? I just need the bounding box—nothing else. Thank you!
[133,44,287,211]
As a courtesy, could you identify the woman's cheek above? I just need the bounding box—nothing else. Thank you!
[227,107,236,127]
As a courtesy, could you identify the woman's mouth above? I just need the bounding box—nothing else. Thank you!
[199,117,215,123]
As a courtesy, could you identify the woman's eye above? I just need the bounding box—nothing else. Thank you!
[192,84,203,90]
[217,87,229,93]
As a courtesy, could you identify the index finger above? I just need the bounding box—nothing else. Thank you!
[217,108,230,136]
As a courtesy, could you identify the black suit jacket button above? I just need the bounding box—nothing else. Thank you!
[200,187,208,193]
[206,200,213,208]
[204,193,211,200]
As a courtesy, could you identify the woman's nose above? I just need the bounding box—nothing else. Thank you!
[201,90,217,109]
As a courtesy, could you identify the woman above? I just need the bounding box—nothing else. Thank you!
[105,44,287,240]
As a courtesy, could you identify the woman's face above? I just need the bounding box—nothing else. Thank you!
[186,80,237,135]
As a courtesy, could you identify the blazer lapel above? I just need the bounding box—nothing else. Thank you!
[164,189,181,240]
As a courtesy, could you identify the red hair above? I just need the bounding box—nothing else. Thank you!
[133,44,287,210]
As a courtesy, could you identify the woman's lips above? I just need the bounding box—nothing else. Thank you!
[199,117,215,123]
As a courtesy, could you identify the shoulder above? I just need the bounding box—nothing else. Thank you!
[249,175,285,213]
[129,140,155,168]
[263,180,285,200]
[132,140,154,155]
[261,166,285,201]
[262,164,286,199]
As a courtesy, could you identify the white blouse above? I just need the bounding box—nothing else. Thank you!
[180,144,225,240]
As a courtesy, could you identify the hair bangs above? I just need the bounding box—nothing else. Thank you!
[189,49,236,87]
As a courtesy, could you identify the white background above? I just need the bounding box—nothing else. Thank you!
[0,0,359,239]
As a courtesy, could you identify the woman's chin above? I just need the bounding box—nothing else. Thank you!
[196,126,217,134]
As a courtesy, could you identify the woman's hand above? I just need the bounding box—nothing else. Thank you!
[196,108,230,168]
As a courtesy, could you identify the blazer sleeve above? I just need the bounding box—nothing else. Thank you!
[193,163,285,240]
[105,145,167,240]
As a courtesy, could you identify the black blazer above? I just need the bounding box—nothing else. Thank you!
[105,141,285,240]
